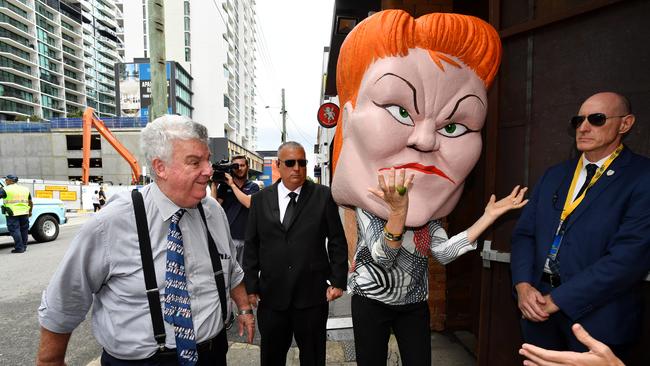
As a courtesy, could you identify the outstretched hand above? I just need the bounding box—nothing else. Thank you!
[367,168,415,214]
[466,185,529,243]
[520,324,624,366]
[485,185,528,220]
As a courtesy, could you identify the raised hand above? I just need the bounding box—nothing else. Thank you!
[367,168,415,214]
[467,185,529,243]
[485,185,528,220]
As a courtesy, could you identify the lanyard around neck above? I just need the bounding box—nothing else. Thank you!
[560,144,623,222]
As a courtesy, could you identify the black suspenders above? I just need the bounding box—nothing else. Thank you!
[131,190,228,350]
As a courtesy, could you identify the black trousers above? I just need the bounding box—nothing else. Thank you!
[257,301,328,366]
[100,330,227,366]
[351,294,431,366]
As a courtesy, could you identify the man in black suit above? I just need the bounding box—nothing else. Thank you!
[244,141,348,366]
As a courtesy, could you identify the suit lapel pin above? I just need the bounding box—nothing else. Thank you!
[606,170,614,176]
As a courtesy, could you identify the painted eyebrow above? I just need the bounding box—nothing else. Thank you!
[445,94,485,120]
[375,73,419,114]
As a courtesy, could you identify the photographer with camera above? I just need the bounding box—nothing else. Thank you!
[210,155,260,265]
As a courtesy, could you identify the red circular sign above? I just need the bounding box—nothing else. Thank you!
[317,102,340,128]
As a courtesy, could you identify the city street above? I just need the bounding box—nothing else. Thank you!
[0,214,99,366]
[0,212,475,365]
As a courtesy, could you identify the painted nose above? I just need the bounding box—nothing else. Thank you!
[407,119,438,153]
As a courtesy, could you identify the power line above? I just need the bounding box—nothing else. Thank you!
[287,113,315,144]
[257,92,284,135]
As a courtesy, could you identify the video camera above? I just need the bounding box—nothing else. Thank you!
[211,159,240,183]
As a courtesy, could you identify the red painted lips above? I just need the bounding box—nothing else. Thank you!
[379,163,455,183]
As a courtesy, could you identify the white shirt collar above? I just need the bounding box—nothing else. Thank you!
[582,152,612,169]
[278,180,302,198]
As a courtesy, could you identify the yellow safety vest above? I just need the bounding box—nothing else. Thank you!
[3,184,30,216]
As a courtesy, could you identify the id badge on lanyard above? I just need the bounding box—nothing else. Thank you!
[547,144,623,260]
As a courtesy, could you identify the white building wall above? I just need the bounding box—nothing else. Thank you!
[189,0,227,138]
[163,0,188,71]
[121,0,145,62]
[118,0,254,145]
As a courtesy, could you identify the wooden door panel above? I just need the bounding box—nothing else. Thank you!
[479,1,650,365]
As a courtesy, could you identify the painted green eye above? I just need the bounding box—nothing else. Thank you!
[384,105,414,126]
[444,124,456,134]
[437,123,470,138]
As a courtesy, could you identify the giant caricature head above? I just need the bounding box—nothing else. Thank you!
[331,10,502,227]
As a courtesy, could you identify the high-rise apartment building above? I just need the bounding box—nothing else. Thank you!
[117,0,257,151]
[0,0,122,120]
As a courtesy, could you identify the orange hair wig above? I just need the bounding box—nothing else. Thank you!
[331,10,502,172]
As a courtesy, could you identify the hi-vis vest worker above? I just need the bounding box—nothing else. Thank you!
[3,184,31,216]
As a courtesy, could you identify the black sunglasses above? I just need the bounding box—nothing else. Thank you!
[279,159,308,168]
[570,113,627,129]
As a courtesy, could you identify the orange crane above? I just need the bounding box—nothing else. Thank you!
[82,107,142,185]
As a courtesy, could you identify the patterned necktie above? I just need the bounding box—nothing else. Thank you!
[283,192,298,230]
[574,163,598,201]
[164,209,198,365]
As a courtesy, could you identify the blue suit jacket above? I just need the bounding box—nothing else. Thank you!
[511,146,650,345]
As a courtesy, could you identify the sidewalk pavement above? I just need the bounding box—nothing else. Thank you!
[225,331,476,365]
[87,331,475,366]
[65,210,94,226]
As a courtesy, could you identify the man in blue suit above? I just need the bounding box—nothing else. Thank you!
[511,92,650,362]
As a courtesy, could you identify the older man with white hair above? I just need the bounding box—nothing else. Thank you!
[37,115,254,366]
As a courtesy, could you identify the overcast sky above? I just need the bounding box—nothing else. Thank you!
[254,0,335,176]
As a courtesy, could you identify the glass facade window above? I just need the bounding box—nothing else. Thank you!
[64,69,79,80]
[0,28,30,46]
[176,101,191,117]
[184,32,190,47]
[62,45,76,56]
[42,95,62,110]
[177,69,191,87]
[61,21,75,32]
[39,55,59,72]
[38,42,58,58]
[185,48,191,62]
[0,0,29,19]
[64,80,77,90]
[0,55,31,74]
[37,15,56,33]
[37,28,56,47]
[39,68,59,84]
[61,33,75,43]
[98,104,114,114]
[0,84,34,102]
[0,70,33,88]
[42,107,63,119]
[0,13,29,32]
[175,84,191,103]
[65,93,78,102]
[40,81,60,97]
[98,94,115,104]
[63,57,77,68]
[0,99,33,115]
[36,4,55,21]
